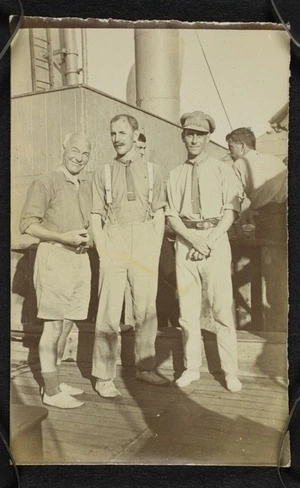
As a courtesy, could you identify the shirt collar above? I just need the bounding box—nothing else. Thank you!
[185,150,208,166]
[59,165,89,183]
[115,148,139,166]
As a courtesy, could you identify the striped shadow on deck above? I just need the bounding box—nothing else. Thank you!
[10,361,290,466]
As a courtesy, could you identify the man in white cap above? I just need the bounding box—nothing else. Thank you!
[165,111,242,392]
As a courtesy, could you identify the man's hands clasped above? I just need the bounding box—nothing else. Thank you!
[188,235,213,261]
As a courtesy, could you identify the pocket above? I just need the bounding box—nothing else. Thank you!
[45,245,57,271]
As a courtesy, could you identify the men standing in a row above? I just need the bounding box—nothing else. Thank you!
[20,133,92,409]
[166,111,242,392]
[226,127,287,241]
[91,114,169,398]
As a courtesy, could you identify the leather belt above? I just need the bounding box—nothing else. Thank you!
[182,218,220,230]
[51,242,89,254]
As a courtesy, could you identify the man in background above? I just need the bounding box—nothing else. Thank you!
[226,127,287,240]
[136,132,147,159]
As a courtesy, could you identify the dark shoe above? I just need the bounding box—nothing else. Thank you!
[136,370,169,386]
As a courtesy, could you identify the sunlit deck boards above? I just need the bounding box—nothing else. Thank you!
[11,361,289,465]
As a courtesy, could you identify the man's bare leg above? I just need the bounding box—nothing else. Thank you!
[56,320,84,396]
[57,319,74,366]
[39,320,84,408]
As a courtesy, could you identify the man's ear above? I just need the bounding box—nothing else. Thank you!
[133,130,139,142]
[181,131,185,143]
[205,134,210,143]
[240,142,246,154]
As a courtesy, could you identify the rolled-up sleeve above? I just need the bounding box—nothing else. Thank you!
[152,165,167,212]
[165,174,180,219]
[19,179,49,234]
[233,159,246,202]
[91,168,106,216]
[222,164,242,215]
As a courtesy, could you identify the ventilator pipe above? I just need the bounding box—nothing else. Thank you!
[134,29,180,123]
[63,29,79,86]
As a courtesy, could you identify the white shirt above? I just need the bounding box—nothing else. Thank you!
[165,152,241,220]
[233,150,287,210]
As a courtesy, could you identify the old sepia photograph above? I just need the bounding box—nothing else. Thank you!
[10,20,289,465]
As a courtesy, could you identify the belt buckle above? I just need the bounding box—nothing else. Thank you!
[196,222,203,229]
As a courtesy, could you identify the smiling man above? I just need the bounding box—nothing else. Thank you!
[20,132,92,409]
[91,114,168,397]
[166,111,242,392]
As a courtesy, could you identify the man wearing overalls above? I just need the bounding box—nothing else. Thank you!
[91,114,169,397]
[166,111,242,392]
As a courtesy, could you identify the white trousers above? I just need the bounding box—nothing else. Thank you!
[175,230,238,375]
[92,220,162,380]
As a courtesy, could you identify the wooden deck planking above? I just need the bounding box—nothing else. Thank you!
[11,362,289,465]
[14,364,288,400]
[12,378,288,416]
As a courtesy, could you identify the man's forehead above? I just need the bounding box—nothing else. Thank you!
[68,135,90,149]
[184,128,208,136]
[111,117,131,129]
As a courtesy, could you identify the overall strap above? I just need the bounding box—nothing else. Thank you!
[103,163,117,224]
[145,161,154,221]
[147,161,154,204]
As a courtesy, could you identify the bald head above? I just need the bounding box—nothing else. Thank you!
[63,132,92,152]
[62,132,91,175]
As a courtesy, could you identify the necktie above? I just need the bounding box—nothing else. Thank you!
[124,160,136,201]
[191,162,201,214]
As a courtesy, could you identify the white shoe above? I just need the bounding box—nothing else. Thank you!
[43,391,85,409]
[60,383,84,396]
[41,383,84,397]
[225,374,242,393]
[95,380,122,398]
[175,370,200,388]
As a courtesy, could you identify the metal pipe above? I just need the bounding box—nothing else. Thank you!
[63,29,79,86]
[81,29,88,85]
[46,29,54,88]
[134,29,180,123]
[29,28,37,92]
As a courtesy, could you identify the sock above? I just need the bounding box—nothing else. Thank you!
[42,370,60,396]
